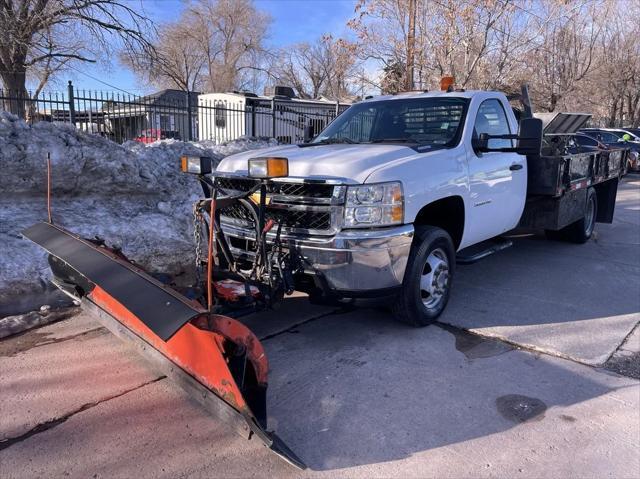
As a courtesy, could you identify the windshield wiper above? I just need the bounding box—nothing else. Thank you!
[368,138,418,144]
[300,137,358,147]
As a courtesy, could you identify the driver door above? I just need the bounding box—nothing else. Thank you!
[466,99,527,244]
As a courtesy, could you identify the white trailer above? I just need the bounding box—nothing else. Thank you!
[197,89,347,144]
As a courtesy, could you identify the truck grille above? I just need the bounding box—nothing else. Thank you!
[219,203,332,231]
[215,177,256,193]
[215,177,335,199]
[214,176,339,234]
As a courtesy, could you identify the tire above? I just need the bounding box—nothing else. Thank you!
[545,187,597,244]
[392,226,455,327]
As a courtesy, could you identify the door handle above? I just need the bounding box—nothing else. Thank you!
[509,164,523,171]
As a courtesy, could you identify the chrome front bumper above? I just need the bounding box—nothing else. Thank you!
[221,222,415,293]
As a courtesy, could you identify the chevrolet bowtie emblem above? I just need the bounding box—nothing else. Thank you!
[249,191,271,205]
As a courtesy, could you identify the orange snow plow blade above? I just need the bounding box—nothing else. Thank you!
[22,222,304,469]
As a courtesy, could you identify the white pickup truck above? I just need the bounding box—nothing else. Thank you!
[212,88,625,326]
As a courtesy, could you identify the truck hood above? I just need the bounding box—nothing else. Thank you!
[215,143,423,183]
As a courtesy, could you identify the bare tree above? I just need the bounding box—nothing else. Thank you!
[478,0,541,92]
[324,37,361,100]
[349,0,638,125]
[585,0,640,126]
[348,0,410,89]
[122,19,207,92]
[527,0,605,112]
[124,0,271,94]
[380,60,405,94]
[0,0,153,117]
[189,0,271,92]
[272,42,329,98]
[270,35,359,100]
[349,0,517,91]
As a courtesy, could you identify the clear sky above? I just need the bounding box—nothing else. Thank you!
[67,0,357,94]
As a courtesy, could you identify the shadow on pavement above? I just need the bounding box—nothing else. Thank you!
[264,308,633,471]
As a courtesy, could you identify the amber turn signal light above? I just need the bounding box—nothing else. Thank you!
[248,157,289,179]
[440,76,455,91]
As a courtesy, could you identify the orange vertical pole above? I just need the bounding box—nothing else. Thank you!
[207,198,216,310]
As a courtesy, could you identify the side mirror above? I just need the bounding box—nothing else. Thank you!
[471,117,542,156]
[515,118,542,156]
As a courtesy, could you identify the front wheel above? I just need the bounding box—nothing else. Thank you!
[392,226,455,327]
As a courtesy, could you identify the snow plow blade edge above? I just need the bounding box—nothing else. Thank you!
[21,222,305,470]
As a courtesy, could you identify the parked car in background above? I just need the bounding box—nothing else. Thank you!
[567,133,609,154]
[602,128,640,142]
[134,128,181,144]
[580,128,640,172]
[581,128,625,144]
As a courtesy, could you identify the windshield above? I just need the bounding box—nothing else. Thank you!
[313,97,468,148]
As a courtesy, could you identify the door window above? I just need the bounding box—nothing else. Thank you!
[575,135,598,147]
[473,99,512,150]
[599,131,621,143]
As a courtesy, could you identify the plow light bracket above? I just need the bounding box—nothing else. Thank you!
[248,157,289,179]
[181,156,213,175]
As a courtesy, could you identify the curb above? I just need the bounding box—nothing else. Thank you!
[0,305,81,339]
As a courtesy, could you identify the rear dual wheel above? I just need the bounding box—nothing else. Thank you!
[545,187,597,244]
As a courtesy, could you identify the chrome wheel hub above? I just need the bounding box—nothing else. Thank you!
[420,248,450,309]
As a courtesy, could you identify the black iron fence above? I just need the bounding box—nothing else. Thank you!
[0,81,350,144]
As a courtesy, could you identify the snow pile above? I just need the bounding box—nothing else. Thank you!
[0,111,276,308]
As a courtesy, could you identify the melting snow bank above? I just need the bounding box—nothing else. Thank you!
[0,111,276,312]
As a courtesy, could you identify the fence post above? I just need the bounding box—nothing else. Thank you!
[251,103,256,137]
[186,89,193,141]
[271,98,276,139]
[67,80,76,125]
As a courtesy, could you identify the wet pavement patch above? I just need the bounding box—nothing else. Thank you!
[439,323,514,359]
[496,394,547,423]
[605,351,640,380]
[560,414,577,422]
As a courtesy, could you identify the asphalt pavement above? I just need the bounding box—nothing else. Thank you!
[1,176,638,478]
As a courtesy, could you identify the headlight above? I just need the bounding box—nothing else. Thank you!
[180,156,213,175]
[248,157,289,179]
[344,182,404,228]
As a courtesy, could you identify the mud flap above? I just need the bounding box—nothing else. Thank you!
[22,222,305,469]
